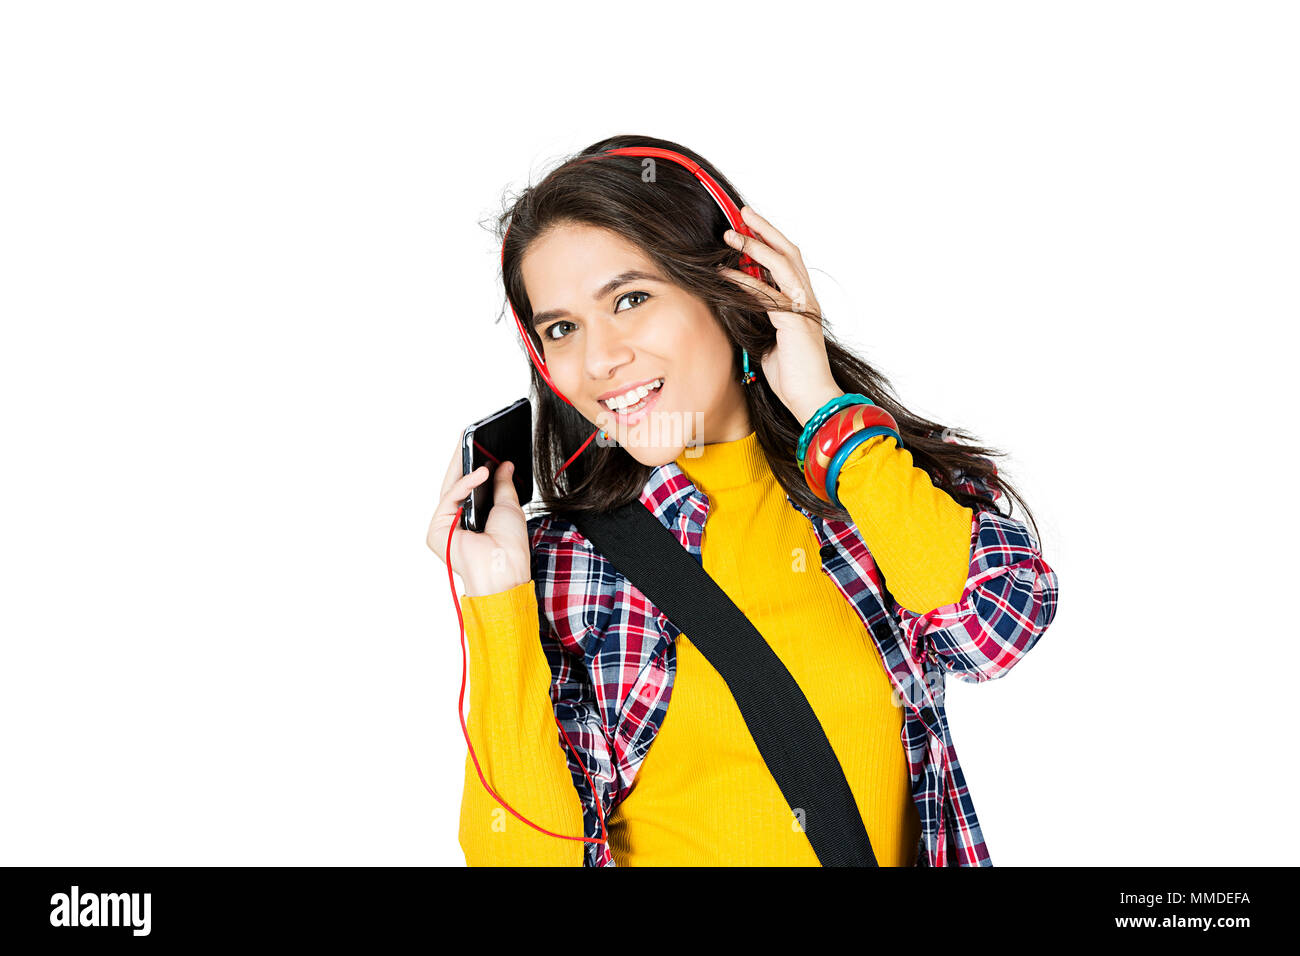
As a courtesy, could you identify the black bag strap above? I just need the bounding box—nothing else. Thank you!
[567,500,878,867]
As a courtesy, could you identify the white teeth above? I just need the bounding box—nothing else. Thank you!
[603,378,663,411]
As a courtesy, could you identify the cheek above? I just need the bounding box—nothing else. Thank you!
[536,348,581,400]
[696,312,732,356]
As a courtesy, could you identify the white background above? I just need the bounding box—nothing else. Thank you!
[2,1,1294,866]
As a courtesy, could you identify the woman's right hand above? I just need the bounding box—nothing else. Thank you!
[426,432,532,597]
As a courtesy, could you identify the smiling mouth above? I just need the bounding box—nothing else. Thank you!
[599,377,665,414]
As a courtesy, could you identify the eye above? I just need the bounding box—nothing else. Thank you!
[542,291,649,343]
[543,320,576,342]
[615,291,651,312]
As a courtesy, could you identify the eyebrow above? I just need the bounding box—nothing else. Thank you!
[531,270,665,327]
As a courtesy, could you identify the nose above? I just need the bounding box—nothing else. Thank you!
[583,318,636,383]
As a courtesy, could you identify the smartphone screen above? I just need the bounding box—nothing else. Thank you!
[460,397,533,532]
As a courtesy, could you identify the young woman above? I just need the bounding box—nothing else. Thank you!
[427,135,1060,867]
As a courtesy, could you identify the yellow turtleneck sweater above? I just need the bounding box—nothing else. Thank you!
[456,430,974,866]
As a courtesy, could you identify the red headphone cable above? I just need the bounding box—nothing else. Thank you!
[446,500,609,846]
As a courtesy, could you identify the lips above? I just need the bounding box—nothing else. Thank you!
[599,377,664,410]
[602,378,665,426]
[597,377,664,406]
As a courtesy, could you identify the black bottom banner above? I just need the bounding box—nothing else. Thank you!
[0,864,1284,944]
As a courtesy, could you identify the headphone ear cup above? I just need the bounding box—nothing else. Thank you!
[733,225,764,280]
[740,254,765,281]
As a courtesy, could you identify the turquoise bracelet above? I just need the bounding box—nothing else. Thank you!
[796,393,874,471]
[824,426,901,509]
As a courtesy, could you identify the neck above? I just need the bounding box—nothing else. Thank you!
[674,428,767,493]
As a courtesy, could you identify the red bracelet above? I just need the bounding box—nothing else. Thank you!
[803,404,900,503]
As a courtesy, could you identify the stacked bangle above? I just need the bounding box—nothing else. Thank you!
[797,395,903,507]
[796,393,873,470]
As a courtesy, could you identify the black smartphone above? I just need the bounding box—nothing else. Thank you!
[459,397,533,532]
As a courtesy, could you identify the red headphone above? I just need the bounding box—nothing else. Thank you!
[451,147,764,852]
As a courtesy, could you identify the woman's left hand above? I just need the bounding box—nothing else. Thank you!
[719,206,844,426]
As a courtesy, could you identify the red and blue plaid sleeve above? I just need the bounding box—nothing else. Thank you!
[890,457,1060,683]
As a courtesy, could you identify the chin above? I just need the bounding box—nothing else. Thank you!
[623,443,687,468]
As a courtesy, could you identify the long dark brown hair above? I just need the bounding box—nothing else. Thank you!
[494,134,1040,544]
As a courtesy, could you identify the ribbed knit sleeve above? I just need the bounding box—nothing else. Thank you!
[833,435,976,615]
[457,579,587,866]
